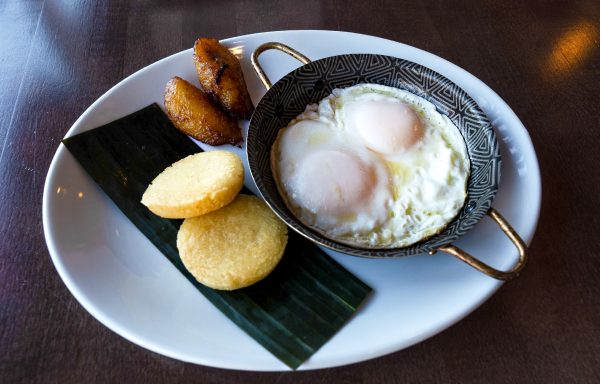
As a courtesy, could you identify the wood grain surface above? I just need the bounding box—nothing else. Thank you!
[1,0,599,383]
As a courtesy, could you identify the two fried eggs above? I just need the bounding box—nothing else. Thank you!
[271,84,470,248]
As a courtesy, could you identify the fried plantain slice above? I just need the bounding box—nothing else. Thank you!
[193,38,254,120]
[164,76,242,146]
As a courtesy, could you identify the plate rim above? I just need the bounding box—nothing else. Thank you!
[42,29,542,371]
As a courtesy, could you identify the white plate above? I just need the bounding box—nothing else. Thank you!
[43,30,541,371]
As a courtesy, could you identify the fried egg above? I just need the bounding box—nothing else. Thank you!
[271,83,470,248]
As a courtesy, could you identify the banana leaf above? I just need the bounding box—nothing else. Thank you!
[62,103,372,369]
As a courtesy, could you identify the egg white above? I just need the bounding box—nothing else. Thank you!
[271,117,392,237]
[271,83,470,248]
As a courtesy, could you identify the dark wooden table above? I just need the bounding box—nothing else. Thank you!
[2,0,599,382]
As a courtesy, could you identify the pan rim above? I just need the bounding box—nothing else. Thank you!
[248,52,500,257]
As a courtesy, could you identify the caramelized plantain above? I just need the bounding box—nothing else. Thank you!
[164,77,242,146]
[193,38,254,120]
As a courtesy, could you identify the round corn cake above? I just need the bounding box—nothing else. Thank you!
[177,195,288,290]
[141,151,243,218]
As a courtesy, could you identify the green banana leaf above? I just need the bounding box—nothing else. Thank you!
[62,103,372,369]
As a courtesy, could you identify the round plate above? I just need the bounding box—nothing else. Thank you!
[42,30,541,371]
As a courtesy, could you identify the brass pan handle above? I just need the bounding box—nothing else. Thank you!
[431,207,528,280]
[251,42,311,90]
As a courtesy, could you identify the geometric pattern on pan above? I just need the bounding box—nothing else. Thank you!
[248,54,501,257]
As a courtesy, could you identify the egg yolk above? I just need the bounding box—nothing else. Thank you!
[292,150,374,216]
[347,100,424,154]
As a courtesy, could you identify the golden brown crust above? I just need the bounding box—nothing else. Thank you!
[193,38,254,120]
[141,151,244,219]
[177,195,288,290]
[164,76,242,146]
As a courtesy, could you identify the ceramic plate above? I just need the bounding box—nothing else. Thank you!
[42,30,541,371]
